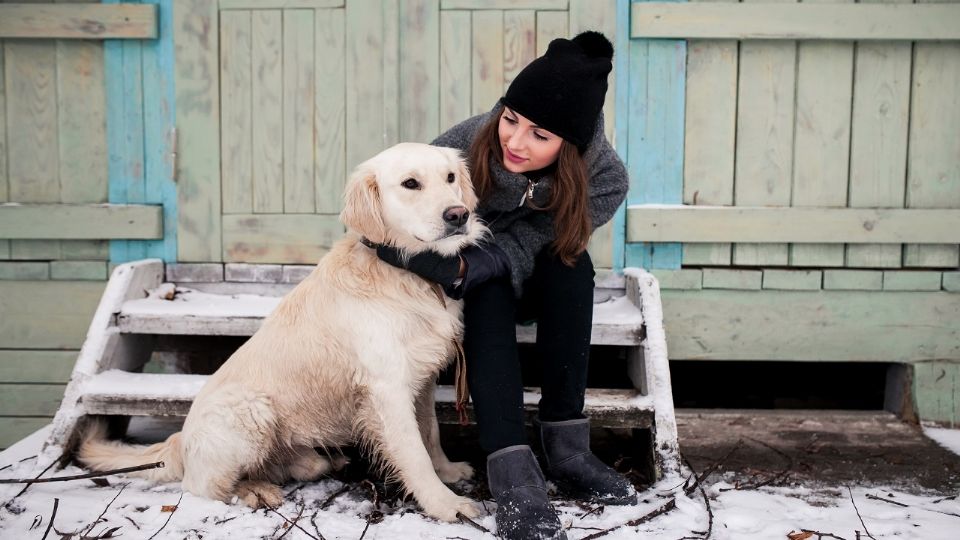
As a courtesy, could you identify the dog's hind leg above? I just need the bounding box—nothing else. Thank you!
[416,380,474,483]
[361,383,479,522]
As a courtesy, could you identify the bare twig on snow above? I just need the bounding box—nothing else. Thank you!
[80,483,127,538]
[40,498,59,540]
[578,497,677,540]
[681,453,714,539]
[865,493,908,507]
[457,511,491,534]
[847,486,877,540]
[146,492,183,540]
[0,461,164,485]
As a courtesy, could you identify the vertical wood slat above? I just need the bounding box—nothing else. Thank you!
[6,36,62,260]
[399,0,439,144]
[439,10,471,134]
[471,10,504,115]
[283,9,316,214]
[383,0,400,148]
[252,10,283,213]
[534,10,566,57]
[0,41,7,259]
[176,0,222,262]
[56,0,109,261]
[220,10,253,214]
[570,0,617,269]
[846,0,911,269]
[315,8,346,214]
[904,0,960,268]
[503,10,536,94]
[681,0,737,267]
[732,0,795,267]
[625,0,685,270]
[789,0,853,268]
[346,0,386,173]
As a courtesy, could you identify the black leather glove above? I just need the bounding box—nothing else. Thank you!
[374,244,462,289]
[459,241,511,294]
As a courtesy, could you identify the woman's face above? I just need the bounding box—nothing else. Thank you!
[497,107,563,174]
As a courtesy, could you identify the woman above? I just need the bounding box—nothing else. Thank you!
[374,31,633,539]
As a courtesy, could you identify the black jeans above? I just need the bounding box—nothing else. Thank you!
[463,249,595,454]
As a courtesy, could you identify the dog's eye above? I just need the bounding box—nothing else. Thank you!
[447,173,456,184]
[401,178,421,190]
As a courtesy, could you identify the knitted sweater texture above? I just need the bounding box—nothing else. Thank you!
[432,107,629,296]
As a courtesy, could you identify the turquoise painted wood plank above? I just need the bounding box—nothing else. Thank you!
[625,0,685,270]
[471,10,504,115]
[315,8,346,214]
[823,270,883,291]
[0,350,78,383]
[400,0,440,143]
[0,418,51,450]
[220,9,253,215]
[0,203,162,239]
[175,0,222,262]
[383,0,400,148]
[905,0,960,269]
[439,10,471,134]
[0,280,105,349]
[345,0,386,172]
[283,9,316,214]
[535,11,567,58]
[0,3,157,39]
[0,262,49,280]
[504,10,536,94]
[140,0,177,262]
[251,9,284,214]
[846,0,911,269]
[611,0,630,271]
[732,0,795,267]
[50,260,108,280]
[914,361,960,427]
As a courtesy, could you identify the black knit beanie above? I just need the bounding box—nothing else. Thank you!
[502,31,614,151]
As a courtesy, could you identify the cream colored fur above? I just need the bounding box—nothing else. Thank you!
[79,143,486,521]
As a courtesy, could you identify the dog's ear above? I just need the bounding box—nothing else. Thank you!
[340,163,387,244]
[454,153,479,211]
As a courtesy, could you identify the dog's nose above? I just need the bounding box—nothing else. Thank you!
[442,206,470,227]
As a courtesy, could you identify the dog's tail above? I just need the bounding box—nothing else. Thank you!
[77,419,184,483]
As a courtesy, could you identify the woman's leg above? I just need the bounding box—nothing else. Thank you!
[463,276,527,453]
[528,250,594,422]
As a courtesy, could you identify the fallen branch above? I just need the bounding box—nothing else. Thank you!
[146,492,183,540]
[41,498,59,540]
[80,484,127,538]
[319,483,353,510]
[277,500,307,540]
[682,454,714,539]
[457,511,491,534]
[799,529,848,540]
[864,493,908,508]
[0,461,164,484]
[685,439,744,496]
[3,452,60,509]
[847,487,877,540]
[579,497,677,540]
[720,438,792,492]
[260,497,322,540]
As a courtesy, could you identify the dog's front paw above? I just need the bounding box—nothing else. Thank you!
[422,493,480,522]
[235,481,283,509]
[436,460,474,483]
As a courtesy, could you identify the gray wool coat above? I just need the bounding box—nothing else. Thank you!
[432,105,629,296]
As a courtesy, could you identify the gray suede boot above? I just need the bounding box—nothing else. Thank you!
[538,418,638,505]
[487,445,567,540]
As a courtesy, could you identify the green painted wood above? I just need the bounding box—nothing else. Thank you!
[6,37,62,262]
[904,0,960,269]
[219,9,253,215]
[944,272,960,293]
[175,0,222,262]
[315,8,346,214]
[0,417,50,450]
[0,383,65,417]
[663,289,960,362]
[0,280,104,349]
[50,260,108,280]
[0,350,77,383]
[443,0,568,9]
[0,262,49,280]
[399,0,440,143]
[789,0,852,268]
[222,214,343,264]
[762,269,822,290]
[0,42,7,260]
[535,10,567,57]
[732,0,794,267]
[0,3,157,39]
[283,9,316,214]
[570,0,616,142]
[630,2,960,40]
[221,0,344,8]
[471,10,504,116]
[251,10,283,214]
[846,0,911,269]
[626,207,960,244]
[702,269,761,290]
[650,269,702,290]
[913,361,960,426]
[345,0,387,172]
[681,0,736,267]
[56,0,109,263]
[504,10,536,94]
[823,269,883,291]
[883,271,942,292]
[439,9,471,133]
[0,203,162,239]
[383,0,400,149]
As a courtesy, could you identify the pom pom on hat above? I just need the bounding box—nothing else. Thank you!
[502,31,614,150]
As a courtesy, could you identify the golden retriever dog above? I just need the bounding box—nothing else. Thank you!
[79,143,485,521]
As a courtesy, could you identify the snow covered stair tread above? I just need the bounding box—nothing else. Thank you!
[117,286,645,345]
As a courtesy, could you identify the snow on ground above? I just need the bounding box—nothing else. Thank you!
[923,424,960,456]
[2,426,960,539]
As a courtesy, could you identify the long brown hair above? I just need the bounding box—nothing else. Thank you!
[468,105,592,266]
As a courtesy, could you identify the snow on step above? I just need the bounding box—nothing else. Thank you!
[79,370,651,428]
[117,286,645,345]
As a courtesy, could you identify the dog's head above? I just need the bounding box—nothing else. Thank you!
[340,143,486,255]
